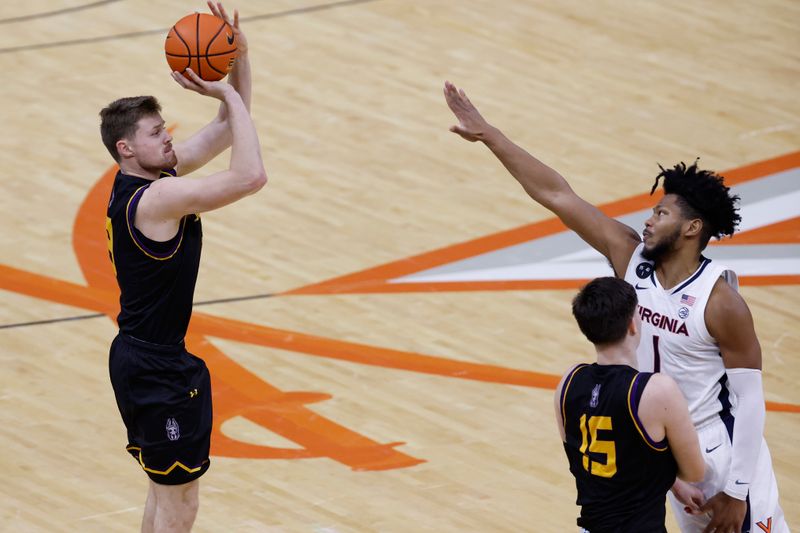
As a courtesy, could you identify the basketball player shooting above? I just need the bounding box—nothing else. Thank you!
[100,3,266,532]
[443,81,787,532]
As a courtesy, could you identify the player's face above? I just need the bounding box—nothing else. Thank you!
[129,114,177,170]
[642,195,684,262]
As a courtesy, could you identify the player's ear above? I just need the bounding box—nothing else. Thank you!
[628,314,639,337]
[684,218,703,238]
[116,139,133,159]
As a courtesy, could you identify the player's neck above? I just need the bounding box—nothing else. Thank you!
[594,345,637,367]
[119,161,160,181]
[654,248,703,290]
[594,328,640,366]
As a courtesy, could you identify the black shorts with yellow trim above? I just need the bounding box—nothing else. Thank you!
[109,333,212,485]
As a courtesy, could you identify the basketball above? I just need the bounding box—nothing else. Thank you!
[165,13,237,82]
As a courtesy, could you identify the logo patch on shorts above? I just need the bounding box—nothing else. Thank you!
[166,417,180,441]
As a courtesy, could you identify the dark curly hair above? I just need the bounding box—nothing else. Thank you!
[650,160,741,249]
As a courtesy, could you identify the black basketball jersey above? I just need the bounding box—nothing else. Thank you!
[560,363,678,532]
[106,169,202,345]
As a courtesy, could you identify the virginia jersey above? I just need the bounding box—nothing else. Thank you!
[561,363,677,532]
[106,169,202,345]
[623,243,738,427]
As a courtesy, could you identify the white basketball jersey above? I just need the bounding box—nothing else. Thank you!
[623,243,739,427]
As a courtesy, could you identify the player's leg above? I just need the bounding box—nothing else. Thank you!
[747,439,788,533]
[110,335,160,532]
[151,479,200,533]
[114,337,212,530]
[142,480,158,533]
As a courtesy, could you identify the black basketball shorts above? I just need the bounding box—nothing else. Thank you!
[109,333,212,485]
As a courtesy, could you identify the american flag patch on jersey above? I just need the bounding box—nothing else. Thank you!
[680,294,696,306]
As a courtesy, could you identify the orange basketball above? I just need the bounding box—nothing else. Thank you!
[165,13,237,82]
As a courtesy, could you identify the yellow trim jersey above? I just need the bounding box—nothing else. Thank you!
[106,169,202,345]
[561,363,677,532]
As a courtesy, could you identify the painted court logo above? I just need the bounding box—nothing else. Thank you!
[166,418,180,441]
[1,145,798,472]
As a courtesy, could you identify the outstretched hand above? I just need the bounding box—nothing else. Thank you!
[699,491,747,533]
[443,80,491,142]
[671,479,705,516]
[171,68,233,100]
[207,1,247,55]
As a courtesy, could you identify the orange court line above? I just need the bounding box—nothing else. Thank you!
[192,332,425,469]
[0,146,795,468]
[712,217,800,246]
[192,312,560,389]
[0,263,116,316]
[284,151,800,296]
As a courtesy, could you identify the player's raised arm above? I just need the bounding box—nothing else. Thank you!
[638,373,704,482]
[443,81,640,276]
[174,2,252,177]
[135,69,266,239]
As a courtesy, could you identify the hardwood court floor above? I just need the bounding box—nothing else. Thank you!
[0,1,797,531]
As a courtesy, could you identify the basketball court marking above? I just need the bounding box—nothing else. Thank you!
[286,151,800,295]
[0,150,797,473]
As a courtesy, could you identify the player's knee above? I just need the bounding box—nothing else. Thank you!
[174,485,199,521]
[154,481,200,531]
[156,499,198,532]
[182,493,199,521]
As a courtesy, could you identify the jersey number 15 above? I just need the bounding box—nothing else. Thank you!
[579,413,617,478]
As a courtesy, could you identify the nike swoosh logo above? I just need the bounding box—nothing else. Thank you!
[735,480,749,485]
[227,33,235,45]
[705,443,722,453]
[635,283,649,290]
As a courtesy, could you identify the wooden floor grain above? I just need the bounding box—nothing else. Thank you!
[0,1,797,531]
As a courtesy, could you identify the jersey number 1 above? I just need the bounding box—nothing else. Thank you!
[578,414,617,478]
[652,335,661,372]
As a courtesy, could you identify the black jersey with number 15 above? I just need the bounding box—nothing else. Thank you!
[560,363,678,532]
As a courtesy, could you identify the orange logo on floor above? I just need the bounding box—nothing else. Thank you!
[1,151,798,471]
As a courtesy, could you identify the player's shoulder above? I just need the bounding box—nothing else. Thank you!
[555,363,589,396]
[639,372,682,405]
[707,274,749,316]
[709,274,741,300]
[110,171,148,208]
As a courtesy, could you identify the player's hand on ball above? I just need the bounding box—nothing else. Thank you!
[171,69,232,100]
[207,1,247,55]
[444,80,491,142]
